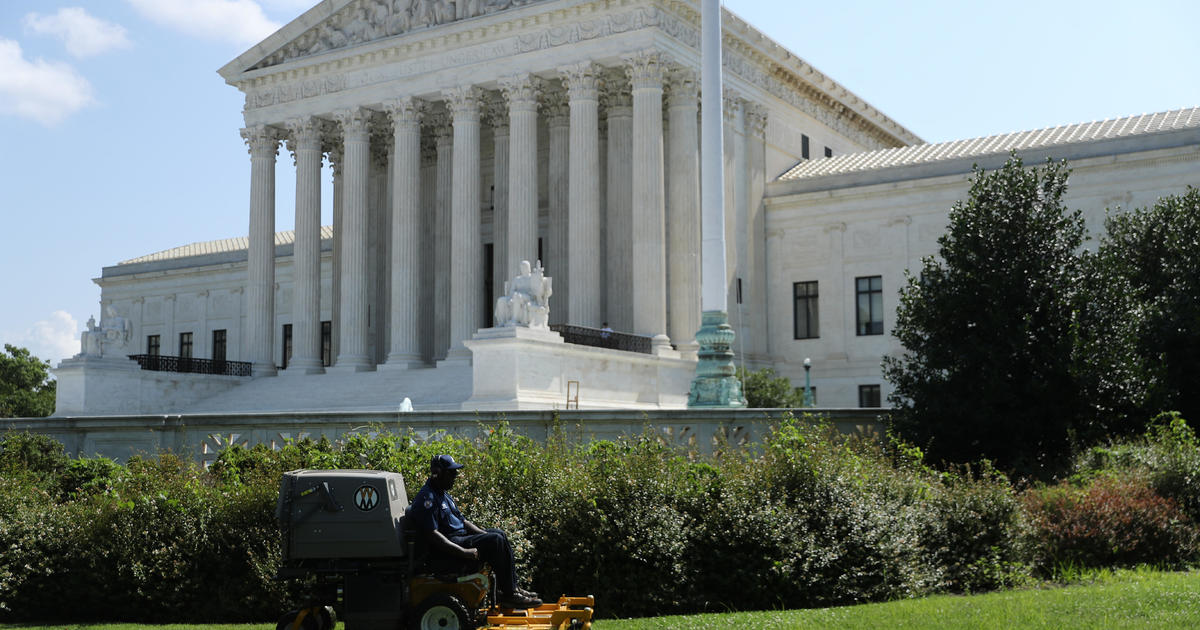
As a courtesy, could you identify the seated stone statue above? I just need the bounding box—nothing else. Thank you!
[494,260,553,329]
[78,306,132,358]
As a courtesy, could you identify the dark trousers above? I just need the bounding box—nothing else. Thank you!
[450,528,518,594]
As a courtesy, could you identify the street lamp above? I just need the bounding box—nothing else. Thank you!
[802,357,815,408]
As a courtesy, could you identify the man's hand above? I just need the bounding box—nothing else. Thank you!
[460,547,479,560]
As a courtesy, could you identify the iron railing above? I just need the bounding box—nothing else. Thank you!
[128,354,253,377]
[549,324,652,354]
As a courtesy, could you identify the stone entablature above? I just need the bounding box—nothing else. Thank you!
[221,0,917,151]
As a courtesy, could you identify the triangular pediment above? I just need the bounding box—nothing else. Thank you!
[220,0,552,80]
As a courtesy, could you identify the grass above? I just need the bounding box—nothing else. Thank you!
[2,569,1196,630]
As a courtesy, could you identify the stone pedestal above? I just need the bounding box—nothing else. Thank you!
[465,326,692,410]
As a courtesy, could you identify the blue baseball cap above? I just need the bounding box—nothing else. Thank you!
[431,454,465,471]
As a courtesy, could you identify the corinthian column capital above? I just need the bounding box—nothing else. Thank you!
[560,62,600,101]
[601,68,632,112]
[241,124,283,157]
[285,117,328,153]
[499,74,543,113]
[443,86,482,123]
[383,96,426,128]
[334,107,373,140]
[543,88,569,126]
[625,50,669,89]
[744,101,768,137]
[666,67,699,108]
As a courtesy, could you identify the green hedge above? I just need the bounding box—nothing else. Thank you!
[1,414,1197,623]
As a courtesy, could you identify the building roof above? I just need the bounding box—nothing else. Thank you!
[118,226,334,265]
[778,107,1200,182]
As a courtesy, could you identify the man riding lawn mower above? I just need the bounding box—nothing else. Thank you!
[274,457,594,630]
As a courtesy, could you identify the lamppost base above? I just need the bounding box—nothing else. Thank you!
[687,310,746,408]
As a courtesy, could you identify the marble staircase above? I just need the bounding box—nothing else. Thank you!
[185,364,473,413]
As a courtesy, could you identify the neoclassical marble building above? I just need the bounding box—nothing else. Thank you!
[54,0,1200,415]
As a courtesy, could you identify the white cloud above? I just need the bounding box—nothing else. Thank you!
[125,0,283,47]
[0,39,95,126]
[261,0,318,13]
[23,7,132,58]
[7,311,81,365]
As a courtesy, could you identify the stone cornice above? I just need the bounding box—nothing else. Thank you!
[229,0,918,149]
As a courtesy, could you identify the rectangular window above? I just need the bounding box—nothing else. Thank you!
[824,146,833,158]
[178,332,193,359]
[282,324,293,370]
[793,281,819,339]
[212,329,227,362]
[801,134,810,159]
[856,276,884,336]
[736,278,743,305]
[321,321,332,367]
[147,334,160,356]
[859,384,882,408]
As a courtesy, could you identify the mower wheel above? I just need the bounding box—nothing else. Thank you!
[408,593,473,630]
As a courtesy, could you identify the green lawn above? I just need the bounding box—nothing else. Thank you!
[3,569,1197,630]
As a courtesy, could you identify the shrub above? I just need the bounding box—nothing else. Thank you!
[1022,476,1198,572]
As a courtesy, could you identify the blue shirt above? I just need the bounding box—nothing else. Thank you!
[409,480,467,538]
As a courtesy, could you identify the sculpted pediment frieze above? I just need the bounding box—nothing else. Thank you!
[252,0,550,71]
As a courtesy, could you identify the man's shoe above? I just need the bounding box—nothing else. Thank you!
[517,586,540,599]
[499,592,542,609]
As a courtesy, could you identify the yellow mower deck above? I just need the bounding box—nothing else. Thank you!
[484,595,595,629]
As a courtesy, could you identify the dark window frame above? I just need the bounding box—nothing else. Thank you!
[858,384,882,408]
[321,321,332,367]
[855,276,884,336]
[212,329,227,362]
[282,324,293,369]
[801,134,810,159]
[793,281,819,339]
[147,334,160,356]
[178,332,193,359]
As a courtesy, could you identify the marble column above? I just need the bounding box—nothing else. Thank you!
[666,69,701,356]
[725,92,747,354]
[603,70,633,332]
[488,97,510,313]
[500,74,541,279]
[382,97,424,368]
[627,51,670,348]
[325,138,343,363]
[545,89,570,324]
[444,86,483,360]
[433,110,453,361]
[241,124,281,376]
[284,117,325,374]
[332,107,373,371]
[419,135,438,363]
[562,62,602,327]
[744,102,768,359]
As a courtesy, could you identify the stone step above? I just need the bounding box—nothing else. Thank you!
[185,364,473,413]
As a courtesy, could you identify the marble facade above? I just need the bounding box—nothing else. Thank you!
[56,0,1197,416]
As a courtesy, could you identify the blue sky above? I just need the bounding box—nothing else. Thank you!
[2,0,1198,366]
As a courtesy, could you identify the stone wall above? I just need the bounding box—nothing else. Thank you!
[7,408,885,467]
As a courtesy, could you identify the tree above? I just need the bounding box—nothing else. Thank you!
[1082,187,1200,431]
[0,344,57,418]
[883,156,1086,478]
[736,367,805,409]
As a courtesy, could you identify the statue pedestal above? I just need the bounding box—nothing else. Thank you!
[53,355,143,416]
[464,326,692,410]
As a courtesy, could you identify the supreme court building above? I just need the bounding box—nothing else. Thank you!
[53,0,1200,416]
